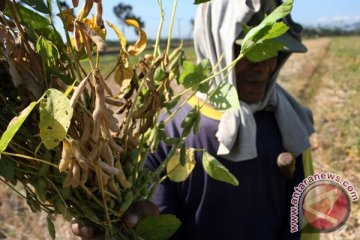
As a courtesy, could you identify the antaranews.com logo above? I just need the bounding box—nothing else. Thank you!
[290,172,358,233]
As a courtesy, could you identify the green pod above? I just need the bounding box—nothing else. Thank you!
[169,51,183,72]
[179,144,186,166]
[193,110,201,134]
[79,205,100,223]
[108,199,115,210]
[34,177,48,203]
[147,183,158,200]
[47,216,56,239]
[54,198,73,221]
[134,172,144,189]
[39,163,50,176]
[108,178,121,199]
[124,161,133,178]
[142,171,153,185]
[26,197,41,213]
[59,187,72,200]
[163,95,181,111]
[141,187,149,198]
[39,150,52,176]
[168,44,183,63]
[182,107,201,137]
[119,190,133,216]
[180,110,195,129]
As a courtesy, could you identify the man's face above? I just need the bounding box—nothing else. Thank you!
[235,56,278,104]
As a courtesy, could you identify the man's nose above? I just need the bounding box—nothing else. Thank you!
[252,61,272,73]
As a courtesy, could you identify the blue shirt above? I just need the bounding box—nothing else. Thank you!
[146,102,304,240]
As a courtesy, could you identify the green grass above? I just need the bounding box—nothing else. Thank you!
[80,44,196,78]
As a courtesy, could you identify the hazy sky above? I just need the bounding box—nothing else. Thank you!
[58,0,360,41]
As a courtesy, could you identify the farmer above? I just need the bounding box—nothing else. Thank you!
[72,0,317,239]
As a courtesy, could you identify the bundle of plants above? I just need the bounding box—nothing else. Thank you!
[0,0,296,239]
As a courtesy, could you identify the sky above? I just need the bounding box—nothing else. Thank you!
[59,0,360,41]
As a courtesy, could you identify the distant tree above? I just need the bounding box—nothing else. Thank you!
[113,3,145,36]
[189,18,195,38]
[59,1,70,10]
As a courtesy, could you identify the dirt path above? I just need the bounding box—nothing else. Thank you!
[279,37,360,240]
[278,37,331,103]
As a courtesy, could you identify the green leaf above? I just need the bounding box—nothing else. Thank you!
[245,39,284,63]
[13,3,50,29]
[240,0,293,62]
[0,101,39,154]
[262,22,289,41]
[39,89,73,149]
[179,59,211,93]
[167,148,196,182]
[208,82,240,111]
[154,68,166,82]
[20,0,48,14]
[47,216,56,239]
[202,152,239,186]
[37,25,64,47]
[135,214,181,240]
[194,0,211,4]
[262,0,294,25]
[242,24,252,35]
[0,157,16,181]
[36,36,60,67]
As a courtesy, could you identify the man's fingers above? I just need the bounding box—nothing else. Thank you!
[123,213,140,228]
[122,200,160,228]
[71,219,94,238]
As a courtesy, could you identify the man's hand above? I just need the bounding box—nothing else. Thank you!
[277,152,296,180]
[122,200,160,228]
[71,200,160,239]
[71,219,103,240]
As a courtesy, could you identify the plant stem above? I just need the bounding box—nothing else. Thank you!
[153,0,165,58]
[177,53,244,98]
[166,0,179,54]
[1,151,58,168]
[163,91,196,125]
[55,0,82,81]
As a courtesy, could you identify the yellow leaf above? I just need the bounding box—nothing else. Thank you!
[166,148,196,182]
[106,20,127,51]
[114,65,134,90]
[57,9,75,32]
[125,19,147,56]
[77,21,106,52]
[82,15,106,40]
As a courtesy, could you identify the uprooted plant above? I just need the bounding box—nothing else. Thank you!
[0,0,296,239]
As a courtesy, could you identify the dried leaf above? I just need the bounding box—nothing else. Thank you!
[114,65,134,90]
[57,9,76,32]
[126,19,147,56]
[106,20,127,51]
[77,21,106,52]
[82,15,106,39]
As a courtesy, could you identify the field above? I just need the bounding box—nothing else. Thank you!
[1,36,360,239]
